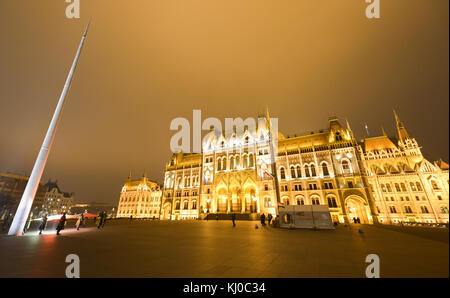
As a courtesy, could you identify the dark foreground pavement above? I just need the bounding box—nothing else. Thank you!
[0,220,448,278]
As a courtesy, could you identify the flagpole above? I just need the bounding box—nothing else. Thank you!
[8,21,91,236]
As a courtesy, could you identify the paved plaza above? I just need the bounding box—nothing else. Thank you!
[0,220,448,278]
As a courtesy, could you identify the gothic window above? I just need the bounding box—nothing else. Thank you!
[249,154,254,167]
[175,200,180,210]
[183,200,189,210]
[404,206,413,213]
[401,183,407,192]
[342,160,350,174]
[312,198,320,205]
[230,157,235,170]
[311,165,317,177]
[243,155,249,168]
[291,166,296,179]
[386,184,392,192]
[430,180,440,190]
[421,206,429,214]
[304,165,310,178]
[322,163,329,176]
[264,184,269,191]
[217,158,222,171]
[410,182,416,191]
[264,198,272,207]
[395,183,400,192]
[335,132,343,142]
[389,206,397,213]
[192,200,197,210]
[416,182,423,191]
[222,158,227,170]
[327,197,338,208]
[297,198,305,205]
[280,167,286,180]
[440,206,449,214]
[296,166,302,178]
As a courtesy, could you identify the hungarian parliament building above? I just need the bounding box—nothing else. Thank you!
[117,111,449,225]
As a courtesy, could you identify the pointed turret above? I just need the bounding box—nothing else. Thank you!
[393,110,410,142]
[381,126,387,137]
[345,118,354,139]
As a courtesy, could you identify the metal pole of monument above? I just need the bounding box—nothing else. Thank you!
[8,21,91,236]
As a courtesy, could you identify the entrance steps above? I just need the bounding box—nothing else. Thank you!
[204,213,259,221]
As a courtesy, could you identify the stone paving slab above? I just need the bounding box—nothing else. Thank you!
[0,220,448,278]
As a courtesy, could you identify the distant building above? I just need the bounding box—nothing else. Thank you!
[70,202,116,217]
[116,173,162,219]
[41,180,74,216]
[0,172,47,219]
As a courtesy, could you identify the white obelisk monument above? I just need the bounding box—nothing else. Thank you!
[8,21,90,236]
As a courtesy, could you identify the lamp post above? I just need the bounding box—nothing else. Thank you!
[8,21,90,236]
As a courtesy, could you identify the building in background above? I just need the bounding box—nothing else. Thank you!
[116,173,162,219]
[0,172,47,219]
[70,202,117,217]
[160,111,449,224]
[41,180,74,216]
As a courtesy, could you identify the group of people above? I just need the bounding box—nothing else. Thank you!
[36,211,108,236]
[230,213,275,228]
[352,217,361,224]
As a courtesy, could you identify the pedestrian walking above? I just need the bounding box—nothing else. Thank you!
[267,213,273,226]
[98,212,104,229]
[76,213,84,230]
[260,213,266,226]
[101,212,107,228]
[231,213,236,227]
[56,213,67,235]
[39,214,48,235]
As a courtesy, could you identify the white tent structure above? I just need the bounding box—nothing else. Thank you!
[278,205,334,230]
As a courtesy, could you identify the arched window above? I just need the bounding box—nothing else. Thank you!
[410,182,416,191]
[183,200,189,210]
[312,198,320,205]
[297,198,305,205]
[280,167,286,180]
[430,180,439,190]
[416,182,423,191]
[235,156,240,168]
[395,183,401,192]
[342,160,350,174]
[304,165,310,178]
[327,197,338,208]
[335,132,343,142]
[230,157,235,170]
[249,154,254,167]
[310,165,317,177]
[401,183,407,192]
[264,198,272,207]
[217,158,222,171]
[175,200,180,210]
[322,163,329,176]
[192,200,197,209]
[222,158,227,170]
[296,166,302,178]
[291,166,296,179]
[386,184,392,192]
[243,155,249,168]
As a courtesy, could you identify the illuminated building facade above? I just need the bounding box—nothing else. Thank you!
[117,173,162,219]
[360,112,449,224]
[159,112,449,224]
[41,180,74,216]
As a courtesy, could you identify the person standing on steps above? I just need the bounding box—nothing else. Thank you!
[231,213,236,227]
